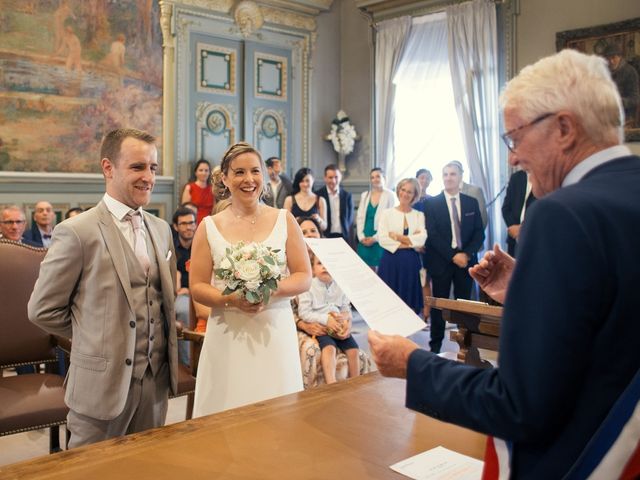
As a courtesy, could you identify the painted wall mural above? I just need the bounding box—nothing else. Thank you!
[0,0,163,173]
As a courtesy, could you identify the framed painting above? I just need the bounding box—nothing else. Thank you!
[557,17,640,142]
[0,0,163,173]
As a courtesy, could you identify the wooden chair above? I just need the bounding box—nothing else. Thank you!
[0,239,69,453]
[168,297,204,420]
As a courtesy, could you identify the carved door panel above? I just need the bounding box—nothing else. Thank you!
[191,33,242,165]
[244,42,292,168]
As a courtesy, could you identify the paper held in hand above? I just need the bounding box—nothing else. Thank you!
[304,238,425,337]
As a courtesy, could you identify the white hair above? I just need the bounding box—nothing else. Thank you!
[500,49,623,145]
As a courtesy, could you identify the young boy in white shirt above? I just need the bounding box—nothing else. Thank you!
[297,254,360,384]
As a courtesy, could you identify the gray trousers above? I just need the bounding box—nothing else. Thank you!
[67,363,170,448]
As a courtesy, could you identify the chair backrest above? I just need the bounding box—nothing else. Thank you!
[0,239,55,367]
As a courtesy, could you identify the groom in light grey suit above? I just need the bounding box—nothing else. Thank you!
[28,128,178,448]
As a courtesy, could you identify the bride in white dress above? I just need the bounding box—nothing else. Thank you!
[190,143,311,417]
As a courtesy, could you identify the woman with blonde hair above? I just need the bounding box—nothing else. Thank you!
[377,178,427,315]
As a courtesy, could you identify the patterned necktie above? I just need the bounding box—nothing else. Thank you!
[127,211,150,275]
[450,197,462,249]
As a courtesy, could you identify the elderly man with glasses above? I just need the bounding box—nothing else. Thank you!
[0,205,39,247]
[368,49,640,478]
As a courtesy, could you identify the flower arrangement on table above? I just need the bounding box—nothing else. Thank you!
[325,110,358,156]
[215,241,285,304]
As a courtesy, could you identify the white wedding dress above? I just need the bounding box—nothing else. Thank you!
[193,209,303,417]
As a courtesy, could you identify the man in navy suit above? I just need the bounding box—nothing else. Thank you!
[368,49,640,478]
[316,164,354,244]
[501,169,536,256]
[24,200,55,248]
[423,162,484,353]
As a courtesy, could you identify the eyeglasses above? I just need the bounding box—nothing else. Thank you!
[0,220,26,225]
[501,113,556,153]
[177,221,196,227]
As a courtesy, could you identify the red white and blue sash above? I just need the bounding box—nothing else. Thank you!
[481,368,640,479]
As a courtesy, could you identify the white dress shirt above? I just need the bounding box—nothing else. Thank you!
[297,277,350,325]
[102,193,146,251]
[327,188,342,235]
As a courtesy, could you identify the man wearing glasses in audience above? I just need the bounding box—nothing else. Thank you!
[172,206,197,367]
[0,205,39,247]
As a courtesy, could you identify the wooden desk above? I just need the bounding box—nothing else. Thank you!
[0,373,485,479]
[426,297,503,367]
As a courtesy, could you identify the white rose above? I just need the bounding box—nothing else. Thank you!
[245,279,261,292]
[236,259,261,283]
[267,261,282,278]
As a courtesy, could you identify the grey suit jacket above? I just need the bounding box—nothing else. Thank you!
[28,201,178,420]
[264,174,293,209]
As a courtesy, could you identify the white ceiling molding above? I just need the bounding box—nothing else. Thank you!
[176,0,335,31]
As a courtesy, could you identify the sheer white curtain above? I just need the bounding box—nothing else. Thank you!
[392,13,467,190]
[446,0,500,246]
[375,16,411,182]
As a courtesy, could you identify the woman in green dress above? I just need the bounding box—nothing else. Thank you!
[356,168,396,269]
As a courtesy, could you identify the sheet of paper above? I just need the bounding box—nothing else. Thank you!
[390,446,484,480]
[304,238,425,337]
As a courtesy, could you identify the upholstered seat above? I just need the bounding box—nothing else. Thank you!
[0,374,67,434]
[0,239,68,453]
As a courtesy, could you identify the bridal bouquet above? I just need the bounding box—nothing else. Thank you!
[215,241,285,304]
[325,110,358,155]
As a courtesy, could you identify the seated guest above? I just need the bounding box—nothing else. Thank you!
[297,254,360,384]
[284,167,327,231]
[172,206,198,366]
[1,204,39,247]
[356,167,396,270]
[298,216,322,241]
[377,178,427,316]
[65,207,84,219]
[294,216,370,388]
[24,200,55,247]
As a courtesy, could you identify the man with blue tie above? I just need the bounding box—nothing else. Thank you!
[422,162,484,353]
